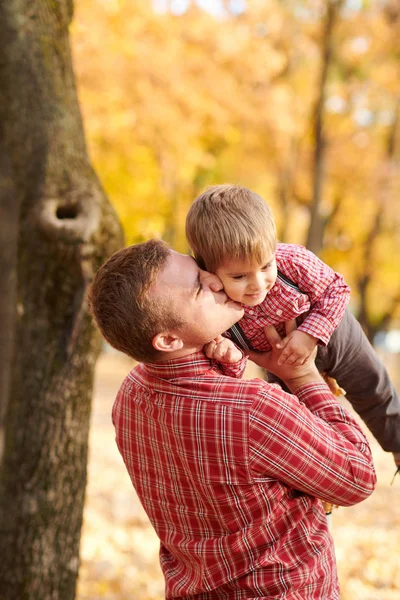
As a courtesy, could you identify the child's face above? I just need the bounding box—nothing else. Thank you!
[215,254,277,307]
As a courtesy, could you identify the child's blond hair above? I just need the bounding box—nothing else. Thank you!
[186,184,277,272]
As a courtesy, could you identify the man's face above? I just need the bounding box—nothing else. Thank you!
[152,252,244,348]
[215,254,278,307]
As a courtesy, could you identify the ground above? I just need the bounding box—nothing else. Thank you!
[77,351,400,600]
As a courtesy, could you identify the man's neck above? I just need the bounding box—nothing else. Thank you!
[156,345,205,362]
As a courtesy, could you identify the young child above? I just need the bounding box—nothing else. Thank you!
[186,184,400,469]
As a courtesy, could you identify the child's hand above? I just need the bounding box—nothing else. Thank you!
[276,330,318,366]
[247,323,321,391]
[204,335,243,364]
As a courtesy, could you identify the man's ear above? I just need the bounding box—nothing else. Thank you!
[152,331,184,354]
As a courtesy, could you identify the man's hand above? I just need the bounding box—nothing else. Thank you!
[276,330,318,366]
[204,335,243,364]
[247,322,323,393]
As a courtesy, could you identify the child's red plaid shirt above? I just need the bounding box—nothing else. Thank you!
[238,243,351,351]
[112,351,375,599]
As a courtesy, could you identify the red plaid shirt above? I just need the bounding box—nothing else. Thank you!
[112,351,375,599]
[238,243,351,351]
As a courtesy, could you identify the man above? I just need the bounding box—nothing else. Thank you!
[88,239,376,600]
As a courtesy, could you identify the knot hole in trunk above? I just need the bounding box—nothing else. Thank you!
[56,204,79,219]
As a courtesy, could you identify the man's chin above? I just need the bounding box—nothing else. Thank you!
[226,303,245,328]
[226,299,245,313]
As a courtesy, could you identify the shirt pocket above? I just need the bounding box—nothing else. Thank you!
[272,284,310,318]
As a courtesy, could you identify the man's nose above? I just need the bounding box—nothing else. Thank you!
[200,270,223,292]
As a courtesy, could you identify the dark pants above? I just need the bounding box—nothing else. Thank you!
[267,309,400,453]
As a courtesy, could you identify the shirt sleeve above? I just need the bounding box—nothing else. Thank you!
[248,381,376,507]
[279,244,351,345]
[213,353,248,379]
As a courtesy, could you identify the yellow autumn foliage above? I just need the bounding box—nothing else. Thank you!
[71,0,400,328]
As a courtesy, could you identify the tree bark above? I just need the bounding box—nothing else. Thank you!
[306,0,343,255]
[0,146,19,460]
[0,2,123,599]
[355,96,400,340]
[276,138,301,243]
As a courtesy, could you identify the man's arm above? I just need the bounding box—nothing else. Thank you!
[247,325,376,507]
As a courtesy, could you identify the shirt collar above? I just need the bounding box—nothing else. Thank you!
[142,350,214,380]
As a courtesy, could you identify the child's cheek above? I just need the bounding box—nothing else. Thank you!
[226,284,242,303]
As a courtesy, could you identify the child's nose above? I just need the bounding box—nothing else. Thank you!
[250,273,265,290]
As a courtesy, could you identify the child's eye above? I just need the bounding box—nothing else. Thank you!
[232,275,245,280]
[262,263,272,271]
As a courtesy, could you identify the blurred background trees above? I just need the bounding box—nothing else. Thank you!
[72,0,400,341]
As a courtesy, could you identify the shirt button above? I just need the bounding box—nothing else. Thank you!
[276,309,283,316]
[248,310,254,315]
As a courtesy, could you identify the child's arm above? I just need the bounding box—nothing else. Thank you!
[204,335,247,378]
[279,244,351,346]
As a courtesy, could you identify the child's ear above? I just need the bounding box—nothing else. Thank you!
[152,332,184,354]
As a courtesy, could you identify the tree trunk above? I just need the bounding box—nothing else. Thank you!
[0,2,123,599]
[306,0,342,254]
[355,96,400,340]
[0,147,19,460]
[276,138,300,243]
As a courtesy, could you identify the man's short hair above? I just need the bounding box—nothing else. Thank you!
[186,184,277,272]
[87,239,182,363]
